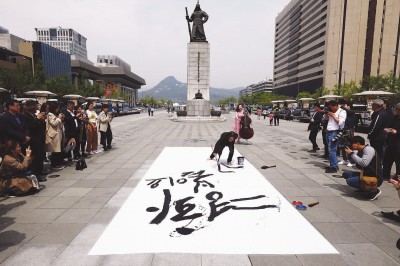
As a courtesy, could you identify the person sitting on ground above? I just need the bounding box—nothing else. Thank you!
[209,131,238,165]
[0,140,39,195]
[342,136,383,200]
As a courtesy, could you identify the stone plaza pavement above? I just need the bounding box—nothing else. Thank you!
[0,111,399,266]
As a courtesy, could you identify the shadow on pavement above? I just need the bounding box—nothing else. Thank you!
[0,200,27,251]
[0,230,26,252]
[0,200,26,231]
[306,160,328,169]
[371,211,400,226]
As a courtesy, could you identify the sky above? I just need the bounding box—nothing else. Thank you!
[1,0,291,89]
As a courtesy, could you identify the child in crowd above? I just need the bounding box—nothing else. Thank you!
[268,113,274,126]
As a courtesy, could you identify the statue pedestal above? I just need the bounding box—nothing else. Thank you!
[187,42,210,102]
[186,99,210,116]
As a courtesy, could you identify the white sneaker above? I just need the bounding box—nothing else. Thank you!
[338,161,346,165]
[89,151,95,155]
[347,162,354,167]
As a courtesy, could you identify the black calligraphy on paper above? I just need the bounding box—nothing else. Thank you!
[146,189,280,236]
[146,170,215,194]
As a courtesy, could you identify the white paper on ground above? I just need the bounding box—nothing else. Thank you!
[89,147,338,255]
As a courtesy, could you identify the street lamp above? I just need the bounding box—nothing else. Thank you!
[333,70,346,95]
[393,12,400,91]
[393,51,399,91]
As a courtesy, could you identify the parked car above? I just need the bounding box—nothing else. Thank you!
[122,107,133,115]
[132,108,141,114]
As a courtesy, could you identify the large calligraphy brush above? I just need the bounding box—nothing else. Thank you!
[211,145,234,173]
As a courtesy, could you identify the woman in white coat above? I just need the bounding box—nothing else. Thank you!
[45,102,65,170]
[98,104,113,151]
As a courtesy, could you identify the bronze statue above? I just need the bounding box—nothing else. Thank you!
[185,1,209,42]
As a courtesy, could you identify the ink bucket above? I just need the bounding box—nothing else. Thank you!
[237,157,245,166]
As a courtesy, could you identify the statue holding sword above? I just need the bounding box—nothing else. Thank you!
[185,1,209,42]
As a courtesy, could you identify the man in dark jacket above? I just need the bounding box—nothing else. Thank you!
[63,101,80,160]
[308,103,323,152]
[23,100,47,181]
[0,99,29,147]
[209,131,238,165]
[343,136,383,200]
[383,103,400,180]
[368,99,391,160]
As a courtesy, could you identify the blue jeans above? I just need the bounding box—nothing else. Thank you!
[326,131,339,169]
[342,170,360,189]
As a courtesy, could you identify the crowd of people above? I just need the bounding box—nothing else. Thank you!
[232,99,399,202]
[306,98,400,201]
[0,99,114,196]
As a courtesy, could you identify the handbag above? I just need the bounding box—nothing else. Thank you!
[1,177,36,196]
[75,158,87,171]
[359,150,379,192]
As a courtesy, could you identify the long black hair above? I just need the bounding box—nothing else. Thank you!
[48,102,60,115]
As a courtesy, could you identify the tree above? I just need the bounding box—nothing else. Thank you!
[45,74,73,95]
[296,91,313,99]
[331,80,361,99]
[0,61,35,95]
[312,86,330,99]
[31,61,46,91]
[360,73,391,91]
[75,71,97,97]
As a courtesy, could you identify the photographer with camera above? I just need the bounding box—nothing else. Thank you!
[324,100,347,173]
[343,136,383,200]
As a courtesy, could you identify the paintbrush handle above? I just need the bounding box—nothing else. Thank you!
[308,202,319,207]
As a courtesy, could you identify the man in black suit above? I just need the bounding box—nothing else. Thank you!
[63,101,80,160]
[23,100,47,181]
[0,99,29,148]
[308,103,323,152]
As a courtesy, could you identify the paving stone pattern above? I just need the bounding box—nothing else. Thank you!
[0,112,399,265]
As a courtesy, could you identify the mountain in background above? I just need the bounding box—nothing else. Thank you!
[141,76,243,103]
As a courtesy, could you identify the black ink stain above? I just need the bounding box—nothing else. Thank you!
[175,227,195,235]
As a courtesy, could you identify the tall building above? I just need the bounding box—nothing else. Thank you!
[0,26,26,53]
[240,78,274,98]
[273,0,400,96]
[96,55,131,72]
[19,41,71,79]
[35,27,87,58]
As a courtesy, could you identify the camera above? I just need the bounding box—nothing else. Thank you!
[334,130,351,148]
